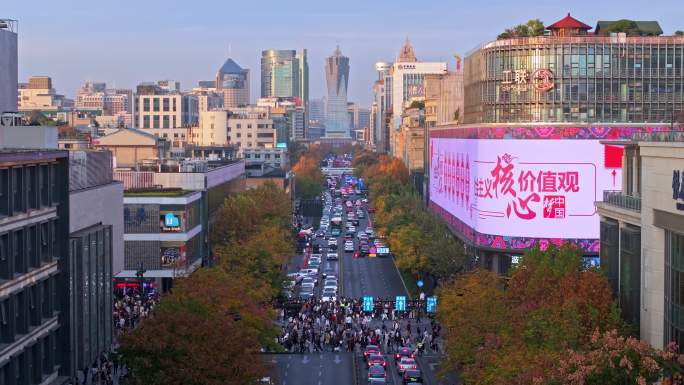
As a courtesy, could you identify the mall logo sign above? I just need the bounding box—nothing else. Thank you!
[672,170,684,211]
[501,68,555,93]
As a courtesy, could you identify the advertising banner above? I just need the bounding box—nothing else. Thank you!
[429,138,621,240]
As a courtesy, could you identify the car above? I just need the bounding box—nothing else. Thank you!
[367,364,387,384]
[287,272,303,284]
[358,233,369,240]
[344,242,355,252]
[316,230,326,238]
[344,232,354,241]
[323,283,337,292]
[299,289,314,300]
[323,274,337,281]
[307,260,321,269]
[321,287,337,302]
[363,345,381,361]
[331,228,341,237]
[323,279,338,288]
[326,252,338,260]
[300,268,318,277]
[396,357,417,374]
[353,250,360,258]
[366,353,387,368]
[309,254,322,262]
[402,369,423,384]
[395,347,415,362]
[358,211,366,219]
[366,227,374,235]
[360,245,370,255]
[328,240,338,249]
[362,198,368,203]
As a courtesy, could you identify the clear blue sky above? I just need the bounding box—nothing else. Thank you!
[5,0,683,106]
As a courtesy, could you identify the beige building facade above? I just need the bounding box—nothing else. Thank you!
[227,106,276,155]
[93,128,168,168]
[596,135,684,350]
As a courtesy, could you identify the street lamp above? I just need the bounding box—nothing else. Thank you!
[136,261,146,295]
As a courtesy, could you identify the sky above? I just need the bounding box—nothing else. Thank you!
[5,0,683,106]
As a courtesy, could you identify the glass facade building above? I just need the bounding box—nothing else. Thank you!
[325,46,350,137]
[464,35,684,124]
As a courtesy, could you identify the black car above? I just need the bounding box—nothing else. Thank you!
[402,369,423,384]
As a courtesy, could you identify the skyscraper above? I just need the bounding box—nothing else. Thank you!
[0,19,18,112]
[216,58,250,108]
[324,46,350,138]
[260,49,308,103]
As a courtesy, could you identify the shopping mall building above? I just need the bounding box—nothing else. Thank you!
[428,14,684,274]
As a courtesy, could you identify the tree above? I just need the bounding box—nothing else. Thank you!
[437,244,626,385]
[676,30,684,36]
[119,268,275,385]
[606,19,642,36]
[390,223,430,276]
[498,19,545,39]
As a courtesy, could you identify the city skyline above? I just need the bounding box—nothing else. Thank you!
[6,0,684,106]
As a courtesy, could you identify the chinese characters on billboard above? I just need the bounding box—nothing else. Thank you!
[429,139,621,241]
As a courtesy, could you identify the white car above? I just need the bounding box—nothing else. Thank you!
[301,282,315,292]
[321,287,337,302]
[344,242,354,252]
[302,276,317,287]
[326,252,339,260]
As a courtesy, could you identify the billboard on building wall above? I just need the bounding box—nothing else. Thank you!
[429,138,622,246]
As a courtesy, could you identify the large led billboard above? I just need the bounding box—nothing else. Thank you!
[429,138,621,246]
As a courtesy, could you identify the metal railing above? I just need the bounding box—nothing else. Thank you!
[632,131,684,142]
[603,190,641,212]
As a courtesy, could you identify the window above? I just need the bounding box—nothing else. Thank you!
[173,98,177,112]
[153,98,160,112]
[163,116,170,129]
[0,299,10,344]
[143,98,150,112]
[13,230,25,275]
[236,133,241,138]
[247,124,252,129]
[143,116,150,129]
[666,230,684,351]
[237,124,241,129]
[0,233,8,280]
[153,116,160,129]
[163,98,170,112]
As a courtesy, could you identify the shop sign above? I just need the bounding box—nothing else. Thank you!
[161,212,182,232]
[501,68,554,93]
[397,64,416,70]
[672,170,684,211]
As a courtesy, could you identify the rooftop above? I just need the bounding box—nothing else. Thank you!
[218,58,248,75]
[546,13,592,30]
[124,188,193,197]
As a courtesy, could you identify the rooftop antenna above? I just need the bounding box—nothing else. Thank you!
[228,44,232,56]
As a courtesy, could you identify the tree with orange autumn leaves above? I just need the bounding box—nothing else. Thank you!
[437,244,684,385]
[354,150,466,286]
[119,183,294,384]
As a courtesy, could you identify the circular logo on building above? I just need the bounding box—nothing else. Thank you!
[532,69,555,92]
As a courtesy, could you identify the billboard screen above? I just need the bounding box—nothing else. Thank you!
[429,138,621,243]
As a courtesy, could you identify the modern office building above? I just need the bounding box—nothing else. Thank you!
[0,148,71,384]
[66,149,122,379]
[595,132,684,351]
[372,62,392,152]
[134,82,199,130]
[324,46,350,138]
[261,49,308,102]
[0,20,18,113]
[428,14,682,274]
[390,39,447,152]
[226,106,277,155]
[216,58,249,108]
[18,76,71,112]
[75,82,131,116]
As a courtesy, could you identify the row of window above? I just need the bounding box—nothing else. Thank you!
[142,115,177,129]
[142,97,177,113]
[0,220,58,280]
[244,153,281,159]
[0,328,57,385]
[0,276,57,345]
[228,123,275,130]
[0,165,58,218]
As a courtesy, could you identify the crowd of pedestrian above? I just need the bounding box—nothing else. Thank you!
[113,288,160,335]
[275,297,441,354]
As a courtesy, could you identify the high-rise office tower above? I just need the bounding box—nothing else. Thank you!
[324,46,350,138]
[0,19,18,112]
[216,58,250,108]
[260,49,308,102]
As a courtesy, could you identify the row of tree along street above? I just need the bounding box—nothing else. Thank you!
[118,183,294,385]
[355,149,684,384]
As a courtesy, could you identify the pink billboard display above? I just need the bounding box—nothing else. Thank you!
[429,138,621,248]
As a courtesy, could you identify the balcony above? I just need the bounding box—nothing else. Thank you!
[603,190,641,212]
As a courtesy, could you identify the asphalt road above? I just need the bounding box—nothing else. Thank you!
[279,189,445,385]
